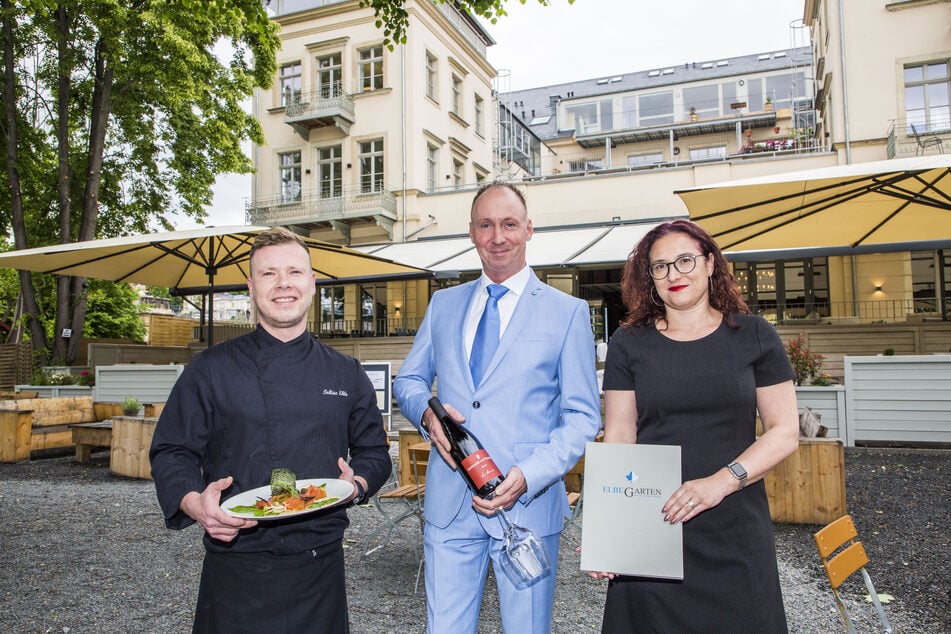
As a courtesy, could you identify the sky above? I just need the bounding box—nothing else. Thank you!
[189,0,808,229]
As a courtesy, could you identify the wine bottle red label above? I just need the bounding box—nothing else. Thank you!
[461,449,503,489]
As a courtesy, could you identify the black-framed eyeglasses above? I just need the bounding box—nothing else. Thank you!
[648,253,707,280]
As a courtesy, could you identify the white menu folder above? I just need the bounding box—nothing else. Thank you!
[579,442,683,580]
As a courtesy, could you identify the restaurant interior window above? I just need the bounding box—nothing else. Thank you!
[319,285,345,336]
[912,250,939,314]
[361,284,387,335]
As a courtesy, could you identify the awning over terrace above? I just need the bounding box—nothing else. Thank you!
[357,221,673,274]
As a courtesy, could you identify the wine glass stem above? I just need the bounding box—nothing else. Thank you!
[497,507,514,529]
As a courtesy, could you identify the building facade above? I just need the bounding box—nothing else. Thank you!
[249,0,950,339]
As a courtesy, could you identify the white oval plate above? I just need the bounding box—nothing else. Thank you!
[221,478,354,521]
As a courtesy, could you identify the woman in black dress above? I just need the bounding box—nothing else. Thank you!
[594,219,799,633]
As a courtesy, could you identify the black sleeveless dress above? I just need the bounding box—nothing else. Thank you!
[600,314,792,633]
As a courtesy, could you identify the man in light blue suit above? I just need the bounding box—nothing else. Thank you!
[394,183,601,633]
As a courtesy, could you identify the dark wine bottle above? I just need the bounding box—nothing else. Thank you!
[428,396,504,498]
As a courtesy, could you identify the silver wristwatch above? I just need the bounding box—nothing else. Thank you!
[727,461,748,489]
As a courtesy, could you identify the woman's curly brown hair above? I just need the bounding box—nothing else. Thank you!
[619,219,750,329]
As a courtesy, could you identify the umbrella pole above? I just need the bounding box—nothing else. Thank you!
[207,237,215,347]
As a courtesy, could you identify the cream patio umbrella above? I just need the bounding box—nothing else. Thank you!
[0,225,431,345]
[675,155,951,254]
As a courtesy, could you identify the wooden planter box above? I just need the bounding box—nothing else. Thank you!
[110,416,157,479]
[764,437,846,525]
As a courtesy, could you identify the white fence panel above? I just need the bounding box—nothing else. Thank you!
[94,364,185,404]
[844,355,951,447]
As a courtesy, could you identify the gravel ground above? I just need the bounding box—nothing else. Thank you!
[0,446,947,634]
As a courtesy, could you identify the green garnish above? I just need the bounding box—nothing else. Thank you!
[270,468,297,497]
[229,496,341,517]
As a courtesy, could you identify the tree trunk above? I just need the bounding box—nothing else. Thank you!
[1,0,48,364]
[66,36,113,365]
[50,3,74,365]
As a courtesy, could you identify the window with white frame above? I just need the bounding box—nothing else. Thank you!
[280,62,302,107]
[425,52,438,102]
[474,94,484,136]
[568,158,603,172]
[689,145,726,161]
[359,46,384,91]
[904,61,951,133]
[279,151,302,203]
[638,91,674,126]
[627,152,663,167]
[683,84,719,120]
[621,96,637,128]
[452,158,463,188]
[317,145,342,198]
[475,169,487,185]
[426,144,438,192]
[318,53,342,98]
[566,102,599,134]
[452,75,463,116]
[359,139,384,193]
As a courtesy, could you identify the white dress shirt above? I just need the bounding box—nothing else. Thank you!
[464,266,531,361]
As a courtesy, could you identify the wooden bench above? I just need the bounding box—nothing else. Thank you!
[0,395,97,461]
[70,421,113,463]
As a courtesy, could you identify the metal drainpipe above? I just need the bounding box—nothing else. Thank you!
[837,0,851,165]
[838,0,857,316]
[401,42,407,242]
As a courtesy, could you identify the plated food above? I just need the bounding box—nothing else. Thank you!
[221,468,355,520]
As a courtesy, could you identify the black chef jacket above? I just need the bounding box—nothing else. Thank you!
[149,327,391,554]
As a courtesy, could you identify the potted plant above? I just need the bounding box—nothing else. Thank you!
[122,396,142,416]
[785,334,824,385]
[764,96,774,112]
[689,106,699,122]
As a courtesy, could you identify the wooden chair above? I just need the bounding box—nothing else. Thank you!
[911,123,944,156]
[814,515,893,633]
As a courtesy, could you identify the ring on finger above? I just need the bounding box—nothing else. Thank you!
[686,500,697,508]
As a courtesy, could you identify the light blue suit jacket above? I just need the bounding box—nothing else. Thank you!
[394,270,601,538]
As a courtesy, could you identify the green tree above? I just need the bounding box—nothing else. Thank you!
[361,0,570,48]
[83,280,145,340]
[0,0,279,365]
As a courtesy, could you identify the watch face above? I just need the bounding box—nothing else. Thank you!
[729,462,747,479]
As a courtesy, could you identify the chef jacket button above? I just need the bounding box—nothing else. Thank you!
[472,401,481,409]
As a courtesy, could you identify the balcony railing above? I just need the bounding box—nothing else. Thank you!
[753,299,947,325]
[246,186,397,226]
[284,86,355,136]
[886,118,950,159]
[313,317,423,338]
[535,125,825,178]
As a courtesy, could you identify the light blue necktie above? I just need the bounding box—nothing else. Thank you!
[469,284,508,385]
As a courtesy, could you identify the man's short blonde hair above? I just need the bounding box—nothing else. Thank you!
[249,227,309,272]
